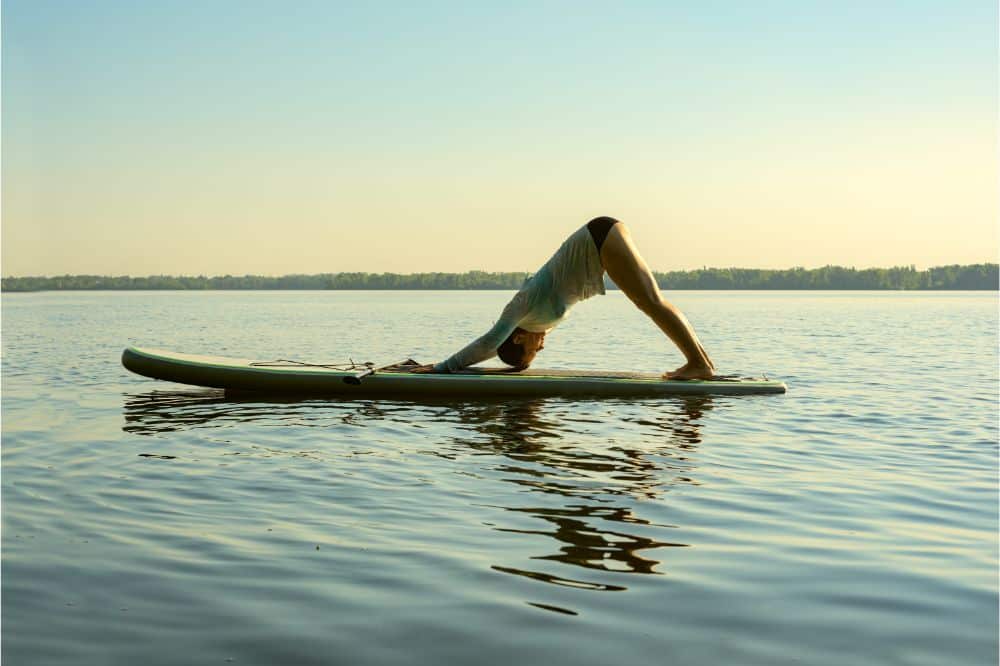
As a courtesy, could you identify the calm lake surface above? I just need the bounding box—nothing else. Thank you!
[3,290,997,665]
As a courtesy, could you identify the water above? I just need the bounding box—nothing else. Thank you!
[3,290,997,665]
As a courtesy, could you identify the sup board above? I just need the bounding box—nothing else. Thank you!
[122,347,787,397]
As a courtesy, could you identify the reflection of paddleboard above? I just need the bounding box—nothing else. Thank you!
[121,347,787,397]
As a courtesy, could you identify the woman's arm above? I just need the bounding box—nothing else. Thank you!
[427,292,529,373]
[431,319,518,373]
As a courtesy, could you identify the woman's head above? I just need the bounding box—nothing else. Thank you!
[497,328,546,369]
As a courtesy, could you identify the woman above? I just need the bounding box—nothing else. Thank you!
[414,217,716,380]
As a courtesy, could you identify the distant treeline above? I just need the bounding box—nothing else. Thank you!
[2,264,997,292]
[654,264,998,290]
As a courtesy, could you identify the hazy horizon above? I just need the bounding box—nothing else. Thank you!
[3,260,999,280]
[3,2,997,277]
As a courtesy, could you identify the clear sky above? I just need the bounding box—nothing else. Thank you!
[2,1,996,276]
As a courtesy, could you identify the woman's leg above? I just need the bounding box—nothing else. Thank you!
[600,223,716,380]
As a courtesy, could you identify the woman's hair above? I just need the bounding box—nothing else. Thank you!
[497,328,530,369]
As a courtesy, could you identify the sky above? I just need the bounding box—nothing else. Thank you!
[2,0,997,277]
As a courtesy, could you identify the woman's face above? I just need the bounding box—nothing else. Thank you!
[512,330,546,367]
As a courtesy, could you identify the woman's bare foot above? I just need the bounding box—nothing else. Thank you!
[664,361,715,381]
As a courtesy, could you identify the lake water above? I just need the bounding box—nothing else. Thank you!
[2,290,997,665]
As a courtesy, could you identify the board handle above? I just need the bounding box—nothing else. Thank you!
[343,367,375,385]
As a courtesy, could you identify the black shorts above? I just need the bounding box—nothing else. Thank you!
[586,217,621,253]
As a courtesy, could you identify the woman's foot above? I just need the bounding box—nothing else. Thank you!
[664,361,715,381]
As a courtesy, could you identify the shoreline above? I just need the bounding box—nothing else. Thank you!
[3,264,998,292]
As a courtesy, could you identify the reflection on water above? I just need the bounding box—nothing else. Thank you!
[493,504,686,577]
[123,390,711,606]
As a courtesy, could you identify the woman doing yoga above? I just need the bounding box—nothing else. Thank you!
[413,217,716,380]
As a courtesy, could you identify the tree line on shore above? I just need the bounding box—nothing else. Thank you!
[2,264,997,292]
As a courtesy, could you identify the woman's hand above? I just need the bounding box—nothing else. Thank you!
[410,364,439,374]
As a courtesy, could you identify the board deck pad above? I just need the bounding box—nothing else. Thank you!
[122,347,787,397]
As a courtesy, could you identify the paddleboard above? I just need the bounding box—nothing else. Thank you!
[121,346,787,397]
